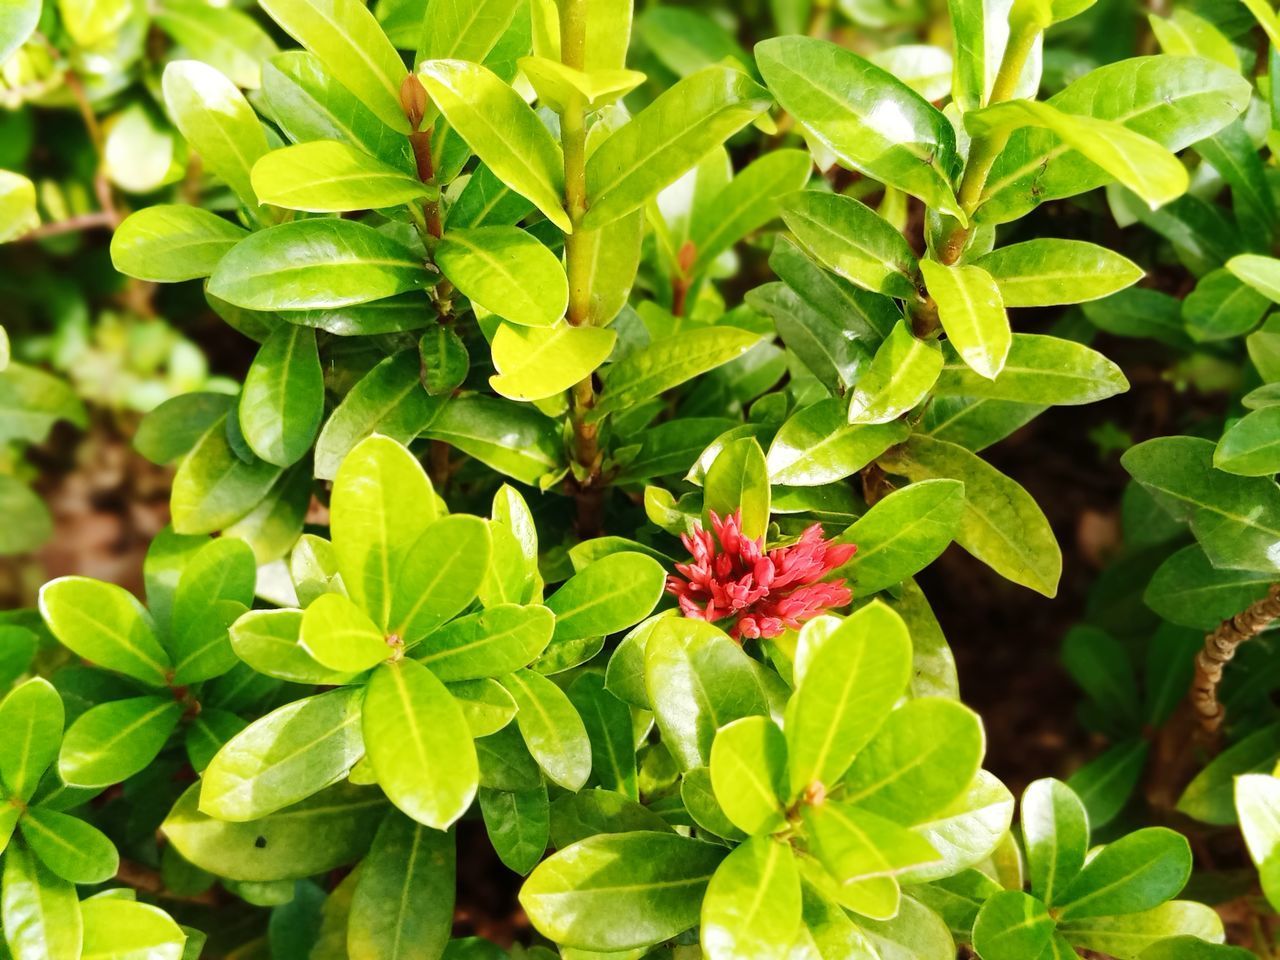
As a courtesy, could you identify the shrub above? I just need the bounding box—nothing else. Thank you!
[0,0,1278,957]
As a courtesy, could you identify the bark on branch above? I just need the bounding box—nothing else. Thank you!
[1192,583,1280,740]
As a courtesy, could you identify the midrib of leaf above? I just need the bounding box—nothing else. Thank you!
[791,207,911,287]
[418,620,528,666]
[73,700,175,767]
[11,706,36,796]
[393,541,471,637]
[982,77,1226,206]
[1142,479,1280,539]
[1057,854,1168,919]
[268,168,423,202]
[799,638,866,787]
[390,823,423,959]
[771,59,932,164]
[444,233,543,316]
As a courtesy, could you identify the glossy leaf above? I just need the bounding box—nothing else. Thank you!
[240,324,323,467]
[766,399,908,487]
[702,837,802,960]
[438,227,567,328]
[419,60,568,231]
[781,191,919,300]
[39,577,170,686]
[2,843,81,960]
[786,600,912,797]
[709,716,789,836]
[201,686,366,821]
[881,435,1062,596]
[365,658,478,829]
[583,66,772,229]
[848,319,943,424]
[934,334,1128,406]
[756,36,961,218]
[920,260,1009,381]
[209,220,429,311]
[503,669,591,791]
[251,141,432,212]
[972,890,1054,960]
[416,604,553,682]
[0,678,63,801]
[259,0,409,133]
[1057,828,1192,919]
[1022,777,1089,906]
[111,206,247,282]
[974,239,1143,307]
[521,832,726,951]
[19,809,118,884]
[59,696,182,789]
[489,322,615,402]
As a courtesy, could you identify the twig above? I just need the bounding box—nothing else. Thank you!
[18,211,115,241]
[1191,584,1280,741]
[115,858,221,906]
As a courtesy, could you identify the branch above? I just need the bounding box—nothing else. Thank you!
[18,212,116,241]
[115,858,221,906]
[1191,583,1280,740]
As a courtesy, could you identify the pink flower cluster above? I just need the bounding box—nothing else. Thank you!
[666,510,856,640]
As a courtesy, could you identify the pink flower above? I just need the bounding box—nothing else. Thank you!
[666,510,856,641]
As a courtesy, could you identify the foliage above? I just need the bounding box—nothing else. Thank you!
[1,0,1280,956]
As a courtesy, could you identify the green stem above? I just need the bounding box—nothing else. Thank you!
[559,0,603,534]
[938,14,1042,265]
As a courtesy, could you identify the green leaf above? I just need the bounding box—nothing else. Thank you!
[1215,406,1280,477]
[415,604,553,682]
[79,899,186,960]
[786,600,912,797]
[110,206,247,282]
[209,220,429,311]
[1056,827,1191,920]
[39,577,170,686]
[392,514,492,643]
[259,0,409,134]
[163,781,386,881]
[756,35,961,217]
[831,480,963,595]
[1183,269,1269,343]
[450,678,517,739]
[1122,436,1280,574]
[365,658,478,829]
[436,227,568,327]
[520,832,726,952]
[979,56,1250,224]
[690,149,812,275]
[968,99,1188,210]
[1237,772,1280,912]
[583,66,772,229]
[2,842,82,960]
[0,679,63,802]
[331,435,437,631]
[880,435,1062,596]
[972,890,1054,960]
[637,6,752,78]
[262,51,414,171]
[19,809,118,885]
[848,319,943,424]
[1022,778,1089,906]
[170,536,255,683]
[842,698,984,825]
[252,141,432,212]
[230,608,358,684]
[1059,901,1223,958]
[781,192,919,300]
[709,716,789,836]
[1140,938,1256,960]
[520,57,645,113]
[703,437,770,540]
[348,812,454,958]
[416,0,523,66]
[566,673,637,800]
[0,171,36,243]
[59,696,182,788]
[702,837,802,960]
[899,770,1015,884]
[418,60,568,231]
[0,362,88,446]
[201,686,366,820]
[503,669,591,791]
[314,350,444,481]
[489,322,616,402]
[934,333,1128,406]
[974,239,1143,307]
[239,324,324,468]
[301,593,388,673]
[644,619,768,770]
[800,802,940,912]
[593,327,762,421]
[479,785,549,875]
[1146,544,1276,632]
[423,396,564,485]
[171,416,282,534]
[1180,725,1280,826]
[0,0,39,64]
[919,260,1009,381]
[1068,740,1150,830]
[162,61,269,212]
[546,552,665,644]
[155,0,278,88]
[766,400,909,487]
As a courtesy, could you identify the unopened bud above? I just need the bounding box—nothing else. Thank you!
[400,74,429,131]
